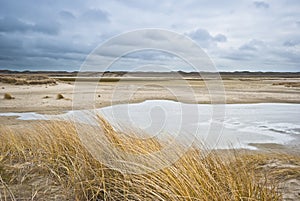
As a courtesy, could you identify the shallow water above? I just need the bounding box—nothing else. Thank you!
[1,101,299,150]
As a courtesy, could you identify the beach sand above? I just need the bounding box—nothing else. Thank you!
[0,76,299,114]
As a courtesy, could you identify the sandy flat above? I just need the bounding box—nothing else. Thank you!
[0,77,299,114]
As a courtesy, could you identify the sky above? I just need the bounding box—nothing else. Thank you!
[0,0,299,72]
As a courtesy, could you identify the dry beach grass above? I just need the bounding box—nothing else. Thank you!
[1,117,299,200]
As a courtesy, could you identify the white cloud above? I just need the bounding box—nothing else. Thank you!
[185,28,227,49]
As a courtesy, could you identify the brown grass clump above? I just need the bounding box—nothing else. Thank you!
[0,75,56,85]
[3,93,14,100]
[273,82,300,87]
[0,117,293,200]
[56,93,64,99]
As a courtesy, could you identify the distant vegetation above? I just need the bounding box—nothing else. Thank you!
[0,75,56,85]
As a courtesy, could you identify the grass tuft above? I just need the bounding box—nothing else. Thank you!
[56,93,64,100]
[3,93,14,100]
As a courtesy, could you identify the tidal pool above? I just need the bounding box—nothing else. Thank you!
[1,101,299,150]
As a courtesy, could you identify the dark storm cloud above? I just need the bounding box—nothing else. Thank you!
[33,38,92,55]
[0,16,31,33]
[0,34,23,61]
[0,34,22,51]
[0,0,111,70]
[0,16,60,35]
[33,22,60,35]
[253,1,269,9]
[0,36,84,61]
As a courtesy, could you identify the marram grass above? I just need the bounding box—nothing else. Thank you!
[0,117,297,200]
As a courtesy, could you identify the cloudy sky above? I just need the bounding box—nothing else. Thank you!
[0,0,299,72]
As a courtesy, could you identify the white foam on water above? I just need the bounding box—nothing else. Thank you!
[0,112,47,120]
